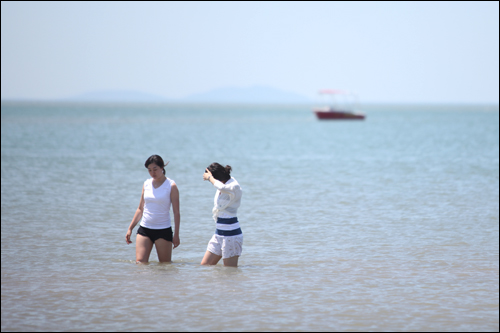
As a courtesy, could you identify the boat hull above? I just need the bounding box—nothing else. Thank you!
[314,110,365,120]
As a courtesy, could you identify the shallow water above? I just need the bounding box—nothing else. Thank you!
[1,102,499,331]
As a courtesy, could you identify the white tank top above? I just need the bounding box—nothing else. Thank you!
[140,177,175,229]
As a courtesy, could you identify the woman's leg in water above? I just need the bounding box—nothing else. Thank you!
[136,234,154,263]
[201,251,222,265]
[154,238,173,263]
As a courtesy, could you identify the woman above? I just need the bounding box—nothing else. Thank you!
[201,163,243,267]
[126,155,180,263]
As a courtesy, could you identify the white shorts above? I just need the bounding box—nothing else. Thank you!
[207,234,243,259]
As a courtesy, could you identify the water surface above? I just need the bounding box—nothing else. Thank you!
[1,102,498,331]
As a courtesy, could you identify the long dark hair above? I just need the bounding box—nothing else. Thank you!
[145,155,167,175]
[207,162,232,182]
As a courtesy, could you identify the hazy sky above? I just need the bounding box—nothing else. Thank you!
[1,1,499,104]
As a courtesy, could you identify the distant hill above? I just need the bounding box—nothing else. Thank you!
[185,85,312,104]
[64,86,313,104]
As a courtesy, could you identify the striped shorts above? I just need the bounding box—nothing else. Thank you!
[207,217,243,259]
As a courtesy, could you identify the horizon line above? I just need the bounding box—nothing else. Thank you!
[1,98,499,108]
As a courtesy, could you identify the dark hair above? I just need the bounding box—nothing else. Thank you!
[145,155,167,175]
[207,162,232,182]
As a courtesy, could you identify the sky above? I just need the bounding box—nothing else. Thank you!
[1,1,499,104]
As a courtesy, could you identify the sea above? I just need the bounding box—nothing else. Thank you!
[1,102,498,332]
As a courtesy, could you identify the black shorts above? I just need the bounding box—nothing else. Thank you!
[137,226,173,243]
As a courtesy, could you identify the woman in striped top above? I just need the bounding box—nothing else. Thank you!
[201,163,243,267]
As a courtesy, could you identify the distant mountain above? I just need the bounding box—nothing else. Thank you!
[67,90,170,102]
[184,85,312,104]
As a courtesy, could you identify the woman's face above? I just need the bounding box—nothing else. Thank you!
[147,163,163,179]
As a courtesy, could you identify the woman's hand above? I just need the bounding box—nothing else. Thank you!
[126,229,133,244]
[173,234,180,249]
[203,168,213,181]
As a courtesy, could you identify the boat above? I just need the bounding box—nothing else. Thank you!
[313,89,365,120]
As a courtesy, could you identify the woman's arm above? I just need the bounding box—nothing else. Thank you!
[203,169,235,194]
[203,169,215,184]
[170,183,181,248]
[126,185,145,244]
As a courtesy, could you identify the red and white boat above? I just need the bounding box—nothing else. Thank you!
[313,89,365,120]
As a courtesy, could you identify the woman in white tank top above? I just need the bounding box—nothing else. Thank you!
[125,155,180,263]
